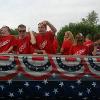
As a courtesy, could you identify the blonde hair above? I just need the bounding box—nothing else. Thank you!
[64,31,75,43]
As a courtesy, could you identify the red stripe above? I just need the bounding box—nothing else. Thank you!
[65,57,77,61]
[97,58,100,62]
[32,57,44,61]
[0,56,9,60]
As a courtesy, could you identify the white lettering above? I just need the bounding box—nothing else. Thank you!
[0,40,10,47]
[39,40,47,49]
[19,43,26,52]
[75,49,86,55]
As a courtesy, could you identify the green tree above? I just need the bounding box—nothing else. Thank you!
[10,29,18,35]
[82,10,99,25]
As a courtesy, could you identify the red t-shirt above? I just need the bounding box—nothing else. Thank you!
[36,31,54,54]
[0,35,15,53]
[29,44,37,54]
[61,39,73,55]
[84,40,93,47]
[15,35,32,54]
[52,38,58,54]
[69,44,89,55]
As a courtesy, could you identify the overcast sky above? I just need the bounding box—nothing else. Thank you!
[0,0,100,32]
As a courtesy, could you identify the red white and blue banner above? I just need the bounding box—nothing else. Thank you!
[0,54,100,99]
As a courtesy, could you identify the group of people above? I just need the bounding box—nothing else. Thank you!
[0,20,58,54]
[0,20,100,56]
[60,31,100,56]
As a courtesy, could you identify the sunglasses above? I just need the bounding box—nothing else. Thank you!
[18,30,26,33]
[38,26,45,28]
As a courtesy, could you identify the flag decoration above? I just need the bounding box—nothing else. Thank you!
[0,54,100,99]
[0,56,19,80]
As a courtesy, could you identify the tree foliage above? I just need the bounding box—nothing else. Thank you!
[10,29,18,35]
[82,10,99,25]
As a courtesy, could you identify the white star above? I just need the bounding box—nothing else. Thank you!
[45,92,49,96]
[70,85,75,89]
[52,73,56,78]
[35,85,41,90]
[59,82,64,87]
[84,74,89,77]
[42,79,48,85]
[18,88,23,94]
[28,65,31,68]
[7,79,12,85]
[57,57,60,60]
[76,80,81,85]
[24,82,29,87]
[36,67,38,71]
[18,72,22,77]
[82,97,88,100]
[53,88,58,94]
[92,82,96,87]
[87,88,91,94]
[9,93,14,98]
[78,92,83,96]
[0,85,4,90]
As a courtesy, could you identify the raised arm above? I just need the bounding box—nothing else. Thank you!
[5,46,13,53]
[29,31,36,45]
[41,21,57,34]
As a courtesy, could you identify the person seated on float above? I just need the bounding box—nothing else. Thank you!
[60,31,75,55]
[69,33,89,55]
[0,26,15,53]
[35,20,57,54]
[90,34,100,56]
[14,24,36,54]
[84,34,93,49]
